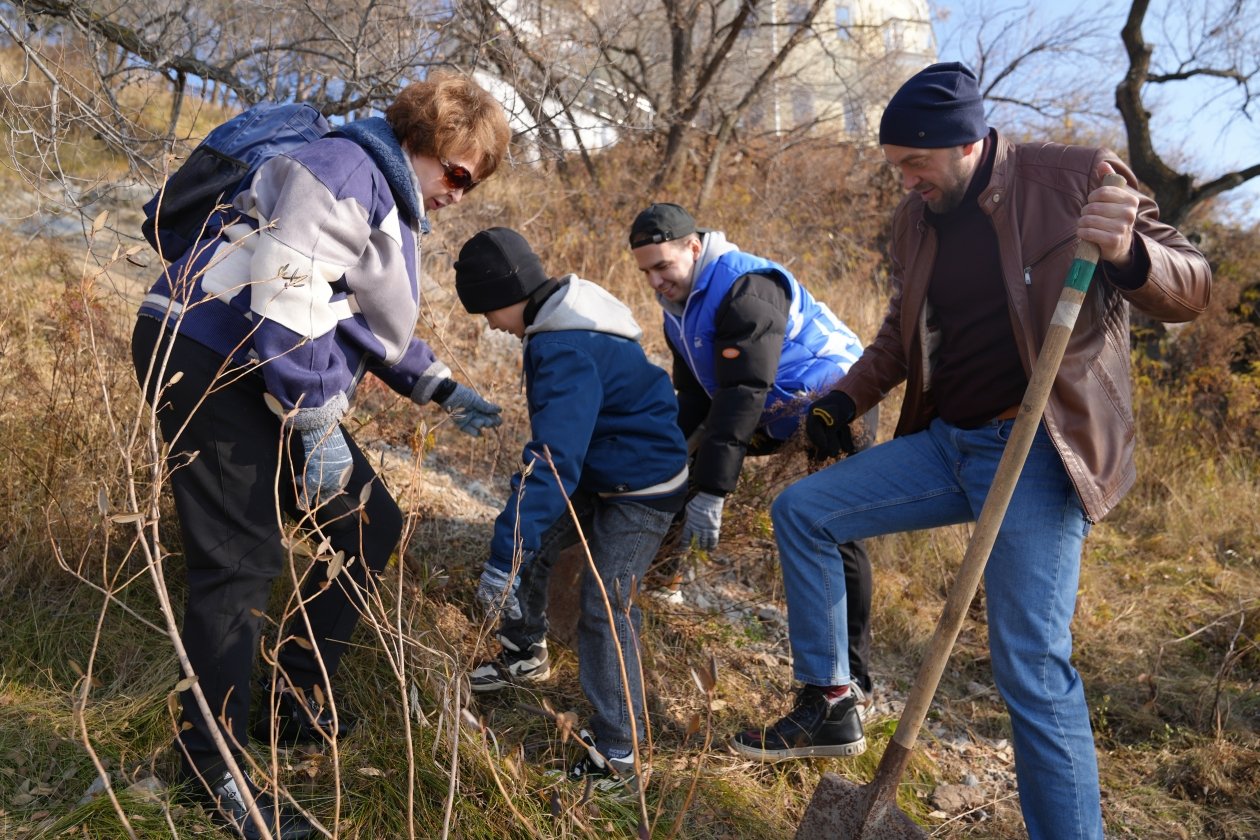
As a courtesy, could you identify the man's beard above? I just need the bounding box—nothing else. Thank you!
[927,179,969,214]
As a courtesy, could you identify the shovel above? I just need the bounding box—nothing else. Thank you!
[795,173,1127,839]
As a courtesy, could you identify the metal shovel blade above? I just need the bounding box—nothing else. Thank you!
[795,773,925,839]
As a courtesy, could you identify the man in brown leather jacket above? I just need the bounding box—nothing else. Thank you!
[730,62,1211,840]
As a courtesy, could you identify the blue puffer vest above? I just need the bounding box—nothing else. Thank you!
[664,250,863,439]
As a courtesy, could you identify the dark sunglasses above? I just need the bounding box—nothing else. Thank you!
[440,159,480,194]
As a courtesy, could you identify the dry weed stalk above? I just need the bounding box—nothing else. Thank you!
[1150,596,1260,737]
[660,654,720,839]
[536,447,651,831]
[49,216,365,839]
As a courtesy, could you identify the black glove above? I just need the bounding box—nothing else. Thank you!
[805,390,857,460]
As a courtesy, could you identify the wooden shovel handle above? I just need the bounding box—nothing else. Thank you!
[873,172,1128,788]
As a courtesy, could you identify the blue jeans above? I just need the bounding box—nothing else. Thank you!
[499,491,675,754]
[772,417,1102,840]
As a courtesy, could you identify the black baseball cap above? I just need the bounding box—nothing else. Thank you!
[628,202,697,248]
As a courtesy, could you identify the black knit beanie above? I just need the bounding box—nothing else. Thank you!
[879,62,988,148]
[454,227,551,314]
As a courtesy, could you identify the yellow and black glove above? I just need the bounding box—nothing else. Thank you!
[805,390,857,461]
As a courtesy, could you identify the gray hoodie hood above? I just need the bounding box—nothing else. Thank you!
[525,275,643,343]
[657,230,740,317]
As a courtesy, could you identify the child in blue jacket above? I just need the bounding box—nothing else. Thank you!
[454,227,688,793]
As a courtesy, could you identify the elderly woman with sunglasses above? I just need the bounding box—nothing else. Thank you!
[131,73,509,838]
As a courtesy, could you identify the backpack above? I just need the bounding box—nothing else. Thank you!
[142,101,331,262]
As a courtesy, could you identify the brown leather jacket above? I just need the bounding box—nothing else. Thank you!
[838,132,1212,520]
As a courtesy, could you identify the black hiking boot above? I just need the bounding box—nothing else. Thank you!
[730,684,867,761]
[253,683,356,748]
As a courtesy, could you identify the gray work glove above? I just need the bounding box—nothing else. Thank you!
[475,562,521,621]
[299,425,353,510]
[436,380,502,437]
[680,491,724,550]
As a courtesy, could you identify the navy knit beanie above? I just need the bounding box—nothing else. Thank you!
[879,62,988,148]
[454,227,551,314]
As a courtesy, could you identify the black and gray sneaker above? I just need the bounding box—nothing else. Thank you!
[184,770,314,840]
[469,635,550,693]
[565,730,643,795]
[730,684,867,761]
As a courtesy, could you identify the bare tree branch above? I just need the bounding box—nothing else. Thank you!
[696,0,827,207]
[1116,0,1260,225]
[1148,67,1247,84]
[19,0,255,102]
[3,0,454,215]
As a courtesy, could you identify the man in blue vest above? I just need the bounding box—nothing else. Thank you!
[629,203,878,708]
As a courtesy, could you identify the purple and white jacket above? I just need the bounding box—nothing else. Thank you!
[138,118,449,432]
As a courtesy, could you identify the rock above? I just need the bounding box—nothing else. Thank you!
[931,782,989,814]
[755,605,784,624]
[76,776,108,806]
[127,776,165,803]
[76,774,164,808]
[753,652,779,668]
[18,215,84,240]
[82,180,154,208]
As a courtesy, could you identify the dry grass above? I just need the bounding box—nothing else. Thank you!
[1,102,1258,840]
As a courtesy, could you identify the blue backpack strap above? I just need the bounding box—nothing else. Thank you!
[142,102,330,262]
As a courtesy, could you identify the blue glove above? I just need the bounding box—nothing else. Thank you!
[475,562,521,621]
[436,381,502,437]
[299,425,353,509]
[680,491,724,550]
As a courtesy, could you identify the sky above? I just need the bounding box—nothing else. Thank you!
[930,0,1260,223]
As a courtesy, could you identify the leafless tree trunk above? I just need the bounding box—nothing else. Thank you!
[649,0,757,191]
[941,0,1260,226]
[695,0,827,209]
[1116,0,1260,226]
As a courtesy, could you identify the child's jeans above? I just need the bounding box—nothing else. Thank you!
[498,490,675,754]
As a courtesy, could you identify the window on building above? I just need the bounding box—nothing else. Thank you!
[739,2,761,36]
[884,19,907,52]
[835,3,851,39]
[793,87,815,125]
[844,97,866,136]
